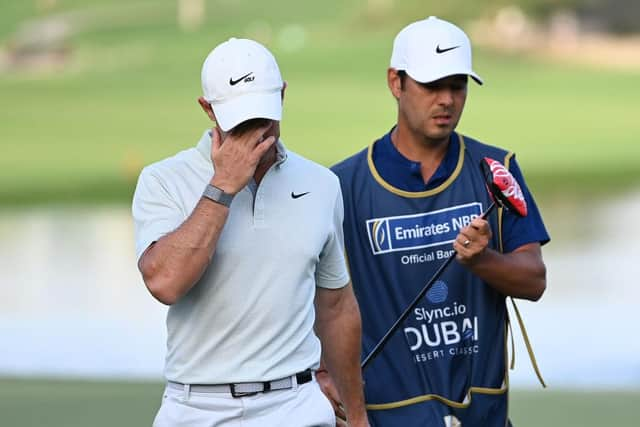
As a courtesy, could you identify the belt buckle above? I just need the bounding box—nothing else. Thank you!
[229,383,260,398]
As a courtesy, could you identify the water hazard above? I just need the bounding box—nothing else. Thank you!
[1,190,639,388]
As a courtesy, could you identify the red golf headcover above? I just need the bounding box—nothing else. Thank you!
[481,157,528,217]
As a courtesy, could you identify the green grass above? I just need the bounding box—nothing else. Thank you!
[1,0,639,205]
[509,388,640,427]
[0,377,637,427]
[0,378,161,427]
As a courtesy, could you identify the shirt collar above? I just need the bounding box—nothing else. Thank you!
[373,127,460,191]
[377,130,422,177]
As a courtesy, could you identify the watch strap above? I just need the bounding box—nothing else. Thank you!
[202,184,234,207]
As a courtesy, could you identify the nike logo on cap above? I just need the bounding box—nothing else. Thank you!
[435,45,460,54]
[229,72,254,86]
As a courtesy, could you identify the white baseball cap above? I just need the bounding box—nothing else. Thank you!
[201,38,284,131]
[390,16,483,85]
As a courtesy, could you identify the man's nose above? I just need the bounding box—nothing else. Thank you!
[436,88,454,106]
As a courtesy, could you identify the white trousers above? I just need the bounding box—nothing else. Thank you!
[152,379,336,427]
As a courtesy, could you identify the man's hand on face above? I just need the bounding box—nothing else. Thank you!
[209,121,275,194]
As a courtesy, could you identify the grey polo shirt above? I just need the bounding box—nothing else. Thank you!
[132,130,349,383]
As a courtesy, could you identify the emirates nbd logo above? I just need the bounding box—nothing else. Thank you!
[366,203,482,255]
[368,219,391,252]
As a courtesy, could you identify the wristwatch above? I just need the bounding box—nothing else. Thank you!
[202,184,234,207]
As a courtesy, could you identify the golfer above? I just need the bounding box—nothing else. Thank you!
[132,38,368,427]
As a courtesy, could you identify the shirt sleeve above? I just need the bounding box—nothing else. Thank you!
[501,156,551,253]
[131,167,185,261]
[315,183,351,289]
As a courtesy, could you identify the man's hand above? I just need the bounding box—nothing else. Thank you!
[453,217,492,265]
[317,370,347,425]
[314,284,370,427]
[209,123,275,194]
[454,217,546,299]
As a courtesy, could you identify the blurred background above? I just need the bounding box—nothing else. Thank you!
[1,0,639,425]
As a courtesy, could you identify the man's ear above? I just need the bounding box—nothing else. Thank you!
[387,68,401,100]
[198,96,217,122]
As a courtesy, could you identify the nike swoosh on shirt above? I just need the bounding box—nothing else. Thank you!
[291,191,310,199]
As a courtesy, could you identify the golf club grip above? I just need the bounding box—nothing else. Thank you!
[361,202,496,371]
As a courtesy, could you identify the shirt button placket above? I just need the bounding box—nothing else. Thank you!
[254,191,265,227]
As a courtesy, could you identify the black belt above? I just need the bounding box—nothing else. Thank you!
[167,369,314,398]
